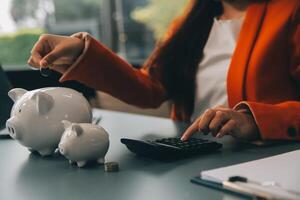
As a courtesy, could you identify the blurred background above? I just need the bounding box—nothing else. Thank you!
[0,0,187,117]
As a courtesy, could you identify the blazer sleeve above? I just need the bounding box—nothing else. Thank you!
[234,4,300,141]
[59,32,167,108]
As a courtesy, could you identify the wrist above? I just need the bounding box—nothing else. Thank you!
[59,32,92,82]
[74,37,85,58]
[245,113,261,141]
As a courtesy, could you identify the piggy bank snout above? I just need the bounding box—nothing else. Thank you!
[6,117,22,140]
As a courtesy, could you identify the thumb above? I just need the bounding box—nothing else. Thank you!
[40,48,61,67]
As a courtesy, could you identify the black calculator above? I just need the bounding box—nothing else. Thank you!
[120,137,222,160]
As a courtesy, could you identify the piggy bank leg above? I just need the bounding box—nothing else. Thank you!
[77,161,87,168]
[97,157,105,164]
[28,148,38,154]
[69,160,76,165]
[38,149,53,156]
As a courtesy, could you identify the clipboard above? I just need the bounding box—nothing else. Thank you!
[191,176,252,199]
[191,176,284,200]
[191,150,300,200]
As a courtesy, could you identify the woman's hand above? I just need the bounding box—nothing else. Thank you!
[181,106,260,141]
[28,34,84,74]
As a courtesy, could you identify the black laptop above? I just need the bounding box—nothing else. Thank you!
[0,65,13,135]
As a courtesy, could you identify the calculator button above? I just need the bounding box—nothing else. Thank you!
[121,137,222,160]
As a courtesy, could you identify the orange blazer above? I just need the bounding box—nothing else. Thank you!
[60,0,300,141]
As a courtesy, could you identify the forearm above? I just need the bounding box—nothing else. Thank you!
[60,33,168,108]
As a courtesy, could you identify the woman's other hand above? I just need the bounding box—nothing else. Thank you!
[27,34,84,74]
[181,106,260,141]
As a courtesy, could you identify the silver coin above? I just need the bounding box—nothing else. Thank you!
[40,67,52,77]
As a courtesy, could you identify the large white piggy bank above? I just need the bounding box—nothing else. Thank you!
[6,87,92,156]
[58,120,109,167]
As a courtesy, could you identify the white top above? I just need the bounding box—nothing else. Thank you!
[191,17,244,121]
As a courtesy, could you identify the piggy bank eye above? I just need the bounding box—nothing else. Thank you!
[18,109,22,113]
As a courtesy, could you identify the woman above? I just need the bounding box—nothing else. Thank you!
[28,0,300,141]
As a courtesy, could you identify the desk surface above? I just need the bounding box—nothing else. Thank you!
[1,109,299,200]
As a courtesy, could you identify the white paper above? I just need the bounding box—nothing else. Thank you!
[201,150,300,199]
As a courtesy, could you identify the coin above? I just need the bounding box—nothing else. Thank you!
[104,162,119,172]
[40,67,52,77]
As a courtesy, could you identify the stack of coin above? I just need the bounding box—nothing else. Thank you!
[104,162,119,172]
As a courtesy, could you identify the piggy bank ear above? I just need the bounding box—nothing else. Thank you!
[8,88,27,102]
[31,91,54,115]
[62,120,72,130]
[71,124,83,137]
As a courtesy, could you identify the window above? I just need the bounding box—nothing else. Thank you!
[0,0,187,70]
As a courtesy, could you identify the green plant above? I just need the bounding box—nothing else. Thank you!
[0,29,44,65]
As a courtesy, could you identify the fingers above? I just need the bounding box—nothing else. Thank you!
[181,117,201,141]
[29,34,63,68]
[181,109,220,141]
[180,106,252,140]
[181,107,237,141]
[216,119,236,138]
[208,111,229,136]
[31,35,50,59]
[40,49,60,67]
[28,34,83,73]
[27,56,38,68]
[197,109,216,133]
[28,51,57,69]
[27,52,43,68]
[29,35,49,68]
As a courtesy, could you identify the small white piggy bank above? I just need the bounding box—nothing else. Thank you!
[6,87,92,156]
[58,120,109,167]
